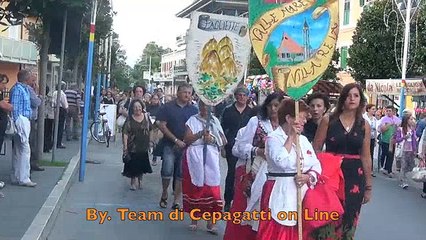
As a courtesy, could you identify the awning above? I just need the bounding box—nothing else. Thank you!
[312,80,343,94]
[366,79,426,96]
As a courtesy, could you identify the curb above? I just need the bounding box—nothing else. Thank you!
[21,137,91,240]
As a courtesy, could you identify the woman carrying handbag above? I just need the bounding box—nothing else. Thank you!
[394,114,417,189]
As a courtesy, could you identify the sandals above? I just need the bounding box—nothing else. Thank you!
[189,221,198,231]
[159,197,168,208]
[206,223,218,235]
[421,193,426,199]
[171,203,181,210]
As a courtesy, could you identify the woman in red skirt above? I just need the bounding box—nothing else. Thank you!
[224,93,283,240]
[182,101,226,234]
[258,99,322,240]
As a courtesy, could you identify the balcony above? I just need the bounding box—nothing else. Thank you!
[0,36,38,65]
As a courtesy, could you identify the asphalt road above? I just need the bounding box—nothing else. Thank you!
[46,139,426,240]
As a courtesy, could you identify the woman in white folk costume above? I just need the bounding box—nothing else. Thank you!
[182,100,226,234]
[223,93,283,240]
[257,99,322,240]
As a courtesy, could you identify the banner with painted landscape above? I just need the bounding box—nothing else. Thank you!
[249,0,339,100]
[186,11,251,106]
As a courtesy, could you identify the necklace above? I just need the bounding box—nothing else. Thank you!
[340,117,355,133]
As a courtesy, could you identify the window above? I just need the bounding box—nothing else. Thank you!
[341,47,348,69]
[344,0,350,25]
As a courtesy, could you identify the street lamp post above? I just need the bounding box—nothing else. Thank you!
[399,0,412,117]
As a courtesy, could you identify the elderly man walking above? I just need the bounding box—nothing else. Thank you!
[10,69,37,187]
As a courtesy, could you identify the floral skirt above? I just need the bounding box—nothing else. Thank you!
[310,158,366,240]
[223,165,257,240]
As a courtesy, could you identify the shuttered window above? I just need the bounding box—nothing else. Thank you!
[344,0,350,25]
[341,47,348,69]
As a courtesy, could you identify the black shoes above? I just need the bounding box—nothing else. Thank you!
[31,166,45,171]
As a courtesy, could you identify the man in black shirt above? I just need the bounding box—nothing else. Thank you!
[221,87,254,211]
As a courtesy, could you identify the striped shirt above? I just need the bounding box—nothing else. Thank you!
[10,82,32,120]
[65,89,81,107]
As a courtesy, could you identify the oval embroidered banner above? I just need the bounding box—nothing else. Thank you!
[186,12,252,106]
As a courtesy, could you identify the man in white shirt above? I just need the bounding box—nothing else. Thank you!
[52,83,68,148]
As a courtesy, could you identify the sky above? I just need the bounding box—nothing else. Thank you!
[269,8,329,50]
[113,0,194,67]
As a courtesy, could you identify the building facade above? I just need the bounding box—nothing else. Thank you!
[336,0,375,83]
[0,9,38,92]
[158,35,188,95]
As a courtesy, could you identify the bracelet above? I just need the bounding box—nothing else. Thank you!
[174,138,178,143]
[365,185,372,191]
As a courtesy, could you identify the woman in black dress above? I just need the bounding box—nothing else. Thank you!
[122,99,153,190]
[313,83,372,239]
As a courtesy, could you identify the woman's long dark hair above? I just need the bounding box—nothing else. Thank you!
[258,92,285,120]
[330,83,366,125]
[400,115,410,135]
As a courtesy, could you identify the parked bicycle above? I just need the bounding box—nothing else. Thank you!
[90,105,111,147]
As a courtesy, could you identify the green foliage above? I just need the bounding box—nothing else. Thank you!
[348,0,426,84]
[248,49,266,76]
[321,49,340,81]
[131,42,171,82]
[413,4,426,75]
[110,32,131,91]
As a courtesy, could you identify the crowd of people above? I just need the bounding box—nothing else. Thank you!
[116,81,426,239]
[0,70,84,198]
[2,70,426,238]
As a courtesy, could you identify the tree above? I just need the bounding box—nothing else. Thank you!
[321,50,340,81]
[1,0,88,161]
[76,0,113,88]
[413,3,426,75]
[110,32,131,90]
[131,42,171,83]
[347,0,426,85]
[248,49,266,76]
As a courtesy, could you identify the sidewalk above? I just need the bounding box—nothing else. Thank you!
[0,138,81,240]
[45,138,227,240]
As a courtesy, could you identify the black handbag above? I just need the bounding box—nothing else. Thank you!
[122,153,131,163]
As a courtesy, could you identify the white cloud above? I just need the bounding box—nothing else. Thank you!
[112,0,193,67]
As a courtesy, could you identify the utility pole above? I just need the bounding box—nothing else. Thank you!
[399,0,411,117]
[80,0,98,182]
[52,9,68,162]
